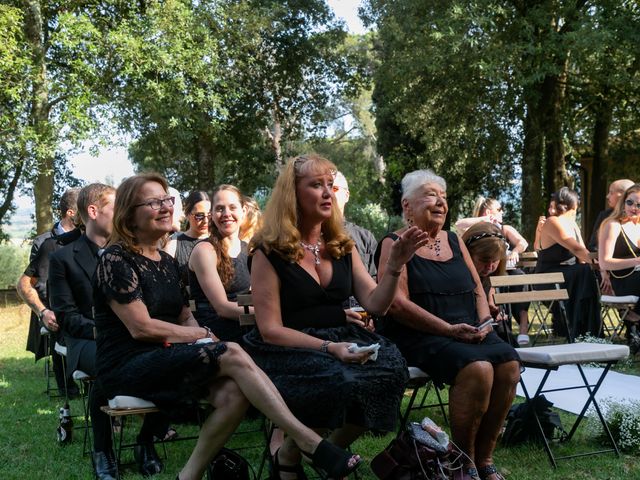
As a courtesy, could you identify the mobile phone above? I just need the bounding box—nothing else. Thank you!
[478,318,497,330]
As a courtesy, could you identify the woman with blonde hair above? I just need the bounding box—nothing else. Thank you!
[245,154,427,477]
[94,172,362,480]
[239,195,262,243]
[598,183,640,353]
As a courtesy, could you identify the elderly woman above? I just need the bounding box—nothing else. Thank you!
[376,170,520,480]
[188,185,251,343]
[245,154,427,478]
[93,173,361,480]
[598,183,640,353]
[535,187,601,339]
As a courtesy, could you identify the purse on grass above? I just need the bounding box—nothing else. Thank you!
[208,448,252,480]
[371,422,465,480]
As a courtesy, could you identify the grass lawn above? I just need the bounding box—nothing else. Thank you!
[1,303,639,479]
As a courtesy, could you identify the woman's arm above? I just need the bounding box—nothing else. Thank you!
[377,236,482,343]
[110,300,209,343]
[189,242,247,319]
[351,226,429,316]
[543,217,591,263]
[598,220,640,271]
[454,215,490,235]
[503,225,528,254]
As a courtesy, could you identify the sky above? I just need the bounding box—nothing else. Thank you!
[12,1,366,212]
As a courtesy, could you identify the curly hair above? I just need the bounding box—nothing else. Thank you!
[250,154,354,262]
[109,173,169,254]
[461,222,508,276]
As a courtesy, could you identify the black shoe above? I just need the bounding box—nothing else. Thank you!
[134,442,163,476]
[92,450,117,480]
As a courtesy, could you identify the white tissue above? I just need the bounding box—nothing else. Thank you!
[347,342,380,361]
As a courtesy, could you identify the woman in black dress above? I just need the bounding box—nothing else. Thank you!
[599,183,640,353]
[535,187,601,340]
[376,170,519,480]
[94,173,362,480]
[188,185,251,343]
[245,154,428,477]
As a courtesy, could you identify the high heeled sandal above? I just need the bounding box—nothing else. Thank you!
[272,448,308,480]
[300,440,361,478]
[463,466,481,480]
[478,464,505,480]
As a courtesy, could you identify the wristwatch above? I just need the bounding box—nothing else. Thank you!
[38,308,48,321]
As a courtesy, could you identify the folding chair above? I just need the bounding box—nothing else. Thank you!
[398,366,448,435]
[514,343,629,467]
[72,369,94,456]
[600,294,639,340]
[515,251,538,272]
[40,326,56,398]
[491,272,571,345]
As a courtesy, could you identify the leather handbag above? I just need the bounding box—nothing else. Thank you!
[208,448,252,480]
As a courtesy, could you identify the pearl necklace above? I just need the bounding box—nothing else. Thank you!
[300,237,322,265]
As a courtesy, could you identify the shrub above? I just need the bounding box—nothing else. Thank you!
[587,398,640,453]
[0,242,28,289]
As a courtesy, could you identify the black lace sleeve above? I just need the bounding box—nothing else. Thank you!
[96,246,144,305]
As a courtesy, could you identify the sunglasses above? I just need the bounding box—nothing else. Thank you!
[191,212,211,221]
[625,199,640,209]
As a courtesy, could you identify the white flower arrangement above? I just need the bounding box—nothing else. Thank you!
[587,397,640,452]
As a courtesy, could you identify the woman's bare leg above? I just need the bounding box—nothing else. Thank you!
[474,361,520,477]
[448,361,493,466]
[328,424,366,448]
[178,377,249,480]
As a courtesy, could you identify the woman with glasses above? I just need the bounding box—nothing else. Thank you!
[245,155,426,477]
[188,185,251,344]
[164,191,211,285]
[94,173,362,480]
[535,187,601,340]
[598,183,640,353]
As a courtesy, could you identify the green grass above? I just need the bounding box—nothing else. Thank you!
[1,304,639,479]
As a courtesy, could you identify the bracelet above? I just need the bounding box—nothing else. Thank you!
[203,326,213,338]
[38,308,48,320]
[386,264,404,277]
[320,340,332,353]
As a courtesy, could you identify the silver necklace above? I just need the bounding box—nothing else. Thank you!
[300,237,322,265]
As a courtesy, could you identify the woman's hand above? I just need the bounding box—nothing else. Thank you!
[327,342,373,364]
[386,226,430,270]
[507,250,519,265]
[449,323,486,343]
[344,309,374,331]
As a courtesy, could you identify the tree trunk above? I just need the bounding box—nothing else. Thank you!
[521,97,545,244]
[270,108,283,170]
[197,133,215,190]
[24,0,54,234]
[542,66,571,195]
[588,96,612,236]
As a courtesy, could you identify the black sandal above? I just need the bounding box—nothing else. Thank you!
[478,464,505,480]
[300,440,361,478]
[272,448,308,480]
[463,466,481,480]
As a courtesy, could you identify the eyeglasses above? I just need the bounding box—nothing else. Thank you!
[191,212,211,221]
[134,196,175,210]
[625,199,640,209]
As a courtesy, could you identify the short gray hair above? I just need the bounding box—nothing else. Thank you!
[401,169,447,202]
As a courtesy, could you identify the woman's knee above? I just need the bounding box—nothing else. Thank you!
[219,342,254,371]
[494,360,521,386]
[209,378,249,410]
[452,361,494,397]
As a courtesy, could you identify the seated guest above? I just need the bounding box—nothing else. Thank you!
[239,195,262,243]
[93,173,360,480]
[598,183,640,353]
[164,190,211,285]
[188,185,251,344]
[376,169,519,480]
[535,187,602,339]
[245,154,426,477]
[461,223,531,346]
[49,183,170,479]
[533,197,558,251]
[588,178,634,251]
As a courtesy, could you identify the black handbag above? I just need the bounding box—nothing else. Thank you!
[208,448,252,480]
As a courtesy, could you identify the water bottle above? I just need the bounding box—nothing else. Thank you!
[56,402,73,444]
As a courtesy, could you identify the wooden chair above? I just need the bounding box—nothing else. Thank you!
[492,274,630,467]
[491,272,570,344]
[600,294,639,340]
[515,251,538,271]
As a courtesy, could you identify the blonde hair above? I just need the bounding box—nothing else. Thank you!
[239,195,262,243]
[461,222,507,276]
[603,183,640,228]
[472,196,500,218]
[109,173,169,254]
[251,154,354,261]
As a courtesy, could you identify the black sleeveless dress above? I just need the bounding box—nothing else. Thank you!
[609,228,640,314]
[243,249,408,432]
[188,240,251,343]
[376,232,519,387]
[174,233,199,286]
[93,244,227,409]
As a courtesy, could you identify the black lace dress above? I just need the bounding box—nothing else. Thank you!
[376,232,519,387]
[609,228,640,315]
[93,244,227,409]
[188,241,251,343]
[535,240,602,339]
[243,249,408,432]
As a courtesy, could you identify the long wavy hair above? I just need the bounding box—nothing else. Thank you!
[461,222,508,277]
[209,184,245,288]
[251,154,354,262]
[603,183,640,227]
[239,195,262,243]
[109,173,169,254]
